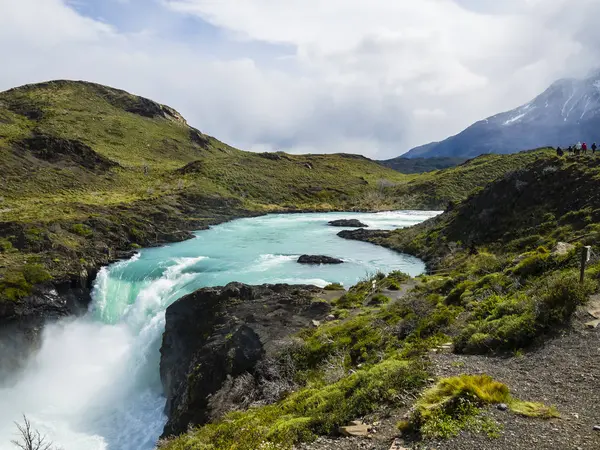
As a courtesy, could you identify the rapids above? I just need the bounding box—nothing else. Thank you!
[0,211,439,450]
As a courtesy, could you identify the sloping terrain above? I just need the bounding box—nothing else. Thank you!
[404,71,600,158]
[389,148,553,209]
[0,80,412,304]
[158,154,600,450]
[379,156,466,174]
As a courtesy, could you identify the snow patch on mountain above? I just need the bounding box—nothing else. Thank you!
[503,113,527,126]
[403,70,600,158]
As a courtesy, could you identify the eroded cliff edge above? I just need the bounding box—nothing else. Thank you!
[159,282,332,437]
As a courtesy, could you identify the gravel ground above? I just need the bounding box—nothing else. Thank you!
[297,309,600,450]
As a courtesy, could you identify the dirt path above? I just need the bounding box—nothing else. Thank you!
[297,309,600,450]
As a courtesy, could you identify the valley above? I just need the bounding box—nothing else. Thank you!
[1,80,599,450]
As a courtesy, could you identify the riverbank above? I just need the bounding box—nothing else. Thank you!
[1,211,432,450]
[161,154,600,449]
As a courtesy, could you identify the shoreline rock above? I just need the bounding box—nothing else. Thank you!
[159,282,331,437]
[297,255,344,265]
[328,219,369,228]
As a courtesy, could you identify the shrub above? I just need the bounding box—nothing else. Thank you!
[71,223,93,237]
[455,271,595,354]
[368,293,390,306]
[511,252,550,278]
[534,271,596,327]
[387,280,401,290]
[0,238,17,253]
[22,264,52,284]
[324,283,344,291]
[401,375,558,439]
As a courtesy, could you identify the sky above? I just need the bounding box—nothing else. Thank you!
[1,0,599,159]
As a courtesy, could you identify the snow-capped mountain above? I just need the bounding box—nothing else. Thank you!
[404,70,600,158]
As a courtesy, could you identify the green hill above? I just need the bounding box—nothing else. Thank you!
[379,156,466,174]
[0,79,562,306]
[0,80,414,301]
[390,148,554,209]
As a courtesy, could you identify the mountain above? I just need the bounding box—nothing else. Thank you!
[379,156,466,173]
[404,71,600,158]
[1,80,417,296]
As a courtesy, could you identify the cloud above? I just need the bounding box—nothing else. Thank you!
[1,0,599,158]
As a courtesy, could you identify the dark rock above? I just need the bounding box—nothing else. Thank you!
[175,160,204,175]
[159,282,330,437]
[328,219,369,228]
[497,403,509,411]
[0,281,93,382]
[297,255,344,265]
[189,128,210,148]
[594,425,600,431]
[15,134,119,173]
[337,228,391,242]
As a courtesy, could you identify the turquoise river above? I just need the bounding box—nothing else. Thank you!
[0,211,440,450]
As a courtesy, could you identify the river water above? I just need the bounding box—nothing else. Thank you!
[0,211,439,450]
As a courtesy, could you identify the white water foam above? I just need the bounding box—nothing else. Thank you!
[0,255,211,450]
[253,254,299,271]
[0,212,437,450]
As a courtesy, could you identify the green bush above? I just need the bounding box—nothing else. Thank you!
[511,251,550,278]
[534,272,596,326]
[324,283,344,291]
[71,223,93,237]
[22,263,52,284]
[455,271,595,354]
[368,293,390,305]
[401,374,558,439]
[0,238,17,253]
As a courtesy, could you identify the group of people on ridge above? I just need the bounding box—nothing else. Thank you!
[556,141,597,156]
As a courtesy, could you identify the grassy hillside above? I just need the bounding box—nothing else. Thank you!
[0,80,413,301]
[343,153,600,353]
[390,148,554,209]
[379,156,466,174]
[0,80,412,223]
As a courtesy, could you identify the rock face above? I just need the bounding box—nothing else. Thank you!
[159,282,331,437]
[297,255,344,265]
[337,229,391,242]
[0,280,93,382]
[328,219,369,228]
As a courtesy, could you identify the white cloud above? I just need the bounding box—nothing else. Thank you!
[1,0,599,158]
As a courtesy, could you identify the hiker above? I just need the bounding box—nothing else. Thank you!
[582,142,588,154]
[576,141,583,155]
[592,143,597,154]
[567,145,573,154]
[557,146,564,157]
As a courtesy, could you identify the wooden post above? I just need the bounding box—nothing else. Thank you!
[580,246,591,283]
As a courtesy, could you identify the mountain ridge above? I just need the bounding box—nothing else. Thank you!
[404,71,600,158]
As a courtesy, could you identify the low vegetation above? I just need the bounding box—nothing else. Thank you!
[161,359,427,450]
[399,374,558,439]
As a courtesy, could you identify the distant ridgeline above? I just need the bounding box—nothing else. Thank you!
[403,70,600,159]
[379,156,467,173]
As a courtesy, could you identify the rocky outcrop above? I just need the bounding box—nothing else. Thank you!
[328,219,369,228]
[0,280,93,382]
[297,255,344,265]
[159,282,331,437]
[16,134,119,173]
[337,229,391,242]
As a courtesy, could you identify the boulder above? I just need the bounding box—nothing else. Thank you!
[297,255,344,265]
[159,282,331,437]
[339,423,370,437]
[328,219,369,228]
[553,242,575,256]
